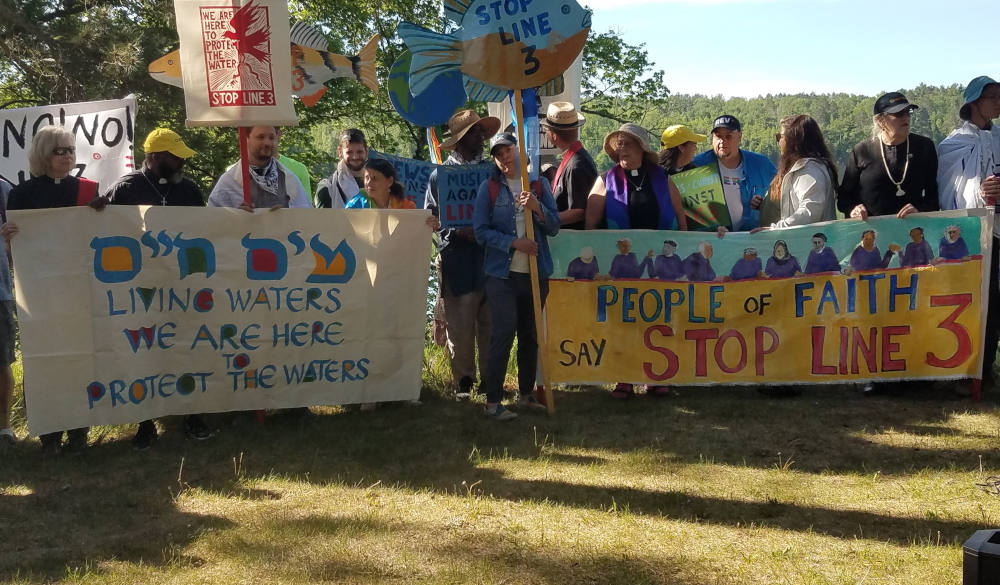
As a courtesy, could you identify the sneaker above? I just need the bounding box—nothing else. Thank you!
[455,376,474,401]
[611,383,635,399]
[483,404,518,421]
[132,420,158,451]
[518,393,547,411]
[183,415,213,440]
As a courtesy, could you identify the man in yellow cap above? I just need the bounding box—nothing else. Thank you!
[102,128,204,207]
[98,128,213,449]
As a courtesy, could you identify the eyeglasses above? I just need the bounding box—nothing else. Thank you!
[887,109,913,119]
[52,146,76,156]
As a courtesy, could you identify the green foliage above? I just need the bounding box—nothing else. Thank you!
[580,29,670,125]
[581,85,966,172]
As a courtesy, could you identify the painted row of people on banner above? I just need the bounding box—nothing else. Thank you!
[564,223,971,283]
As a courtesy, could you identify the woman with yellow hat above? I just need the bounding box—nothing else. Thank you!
[658,125,706,175]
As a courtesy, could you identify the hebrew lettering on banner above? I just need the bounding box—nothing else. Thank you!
[544,210,992,386]
[10,206,431,435]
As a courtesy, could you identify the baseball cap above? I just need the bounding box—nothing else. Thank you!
[660,125,707,149]
[143,128,196,159]
[873,92,918,116]
[711,115,741,133]
[489,132,517,155]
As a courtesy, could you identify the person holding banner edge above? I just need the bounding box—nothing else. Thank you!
[584,122,687,399]
[2,125,97,453]
[425,110,500,401]
[473,132,559,420]
[937,76,1000,390]
[0,179,16,447]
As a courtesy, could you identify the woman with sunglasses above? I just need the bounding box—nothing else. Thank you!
[5,125,98,211]
[1,125,97,454]
[837,92,939,220]
[758,114,838,229]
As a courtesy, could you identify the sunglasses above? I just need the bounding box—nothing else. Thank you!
[886,109,913,118]
[52,146,76,156]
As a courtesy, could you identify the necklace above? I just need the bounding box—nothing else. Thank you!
[626,168,647,192]
[878,135,910,197]
[140,169,170,205]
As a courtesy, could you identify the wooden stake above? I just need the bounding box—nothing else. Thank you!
[513,88,555,415]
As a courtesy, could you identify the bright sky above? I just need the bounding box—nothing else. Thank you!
[587,0,999,98]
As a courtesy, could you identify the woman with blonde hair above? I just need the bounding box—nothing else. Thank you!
[759,115,838,229]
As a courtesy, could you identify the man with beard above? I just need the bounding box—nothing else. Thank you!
[98,128,213,448]
[900,227,933,267]
[937,225,970,261]
[209,126,312,210]
[764,240,801,278]
[103,129,204,206]
[424,110,500,400]
[804,233,841,274]
[315,128,367,208]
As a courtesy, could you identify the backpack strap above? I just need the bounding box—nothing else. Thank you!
[77,178,98,206]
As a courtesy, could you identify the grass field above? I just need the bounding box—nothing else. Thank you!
[1,344,999,584]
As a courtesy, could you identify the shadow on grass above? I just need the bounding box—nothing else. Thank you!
[1,380,997,578]
[0,436,235,581]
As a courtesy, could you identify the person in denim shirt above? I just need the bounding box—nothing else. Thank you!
[692,115,776,232]
[472,133,559,420]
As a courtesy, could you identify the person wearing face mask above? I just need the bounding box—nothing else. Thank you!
[837,92,939,220]
[101,129,204,207]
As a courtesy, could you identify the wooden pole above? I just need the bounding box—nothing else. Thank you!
[240,126,266,424]
[512,88,555,415]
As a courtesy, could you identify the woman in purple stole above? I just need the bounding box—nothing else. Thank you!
[583,123,688,399]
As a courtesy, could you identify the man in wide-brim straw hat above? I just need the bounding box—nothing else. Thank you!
[424,109,501,401]
[541,101,597,231]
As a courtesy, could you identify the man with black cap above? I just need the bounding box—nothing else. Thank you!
[938,76,1000,387]
[541,102,597,230]
[99,128,214,448]
[424,109,501,400]
[692,115,775,232]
